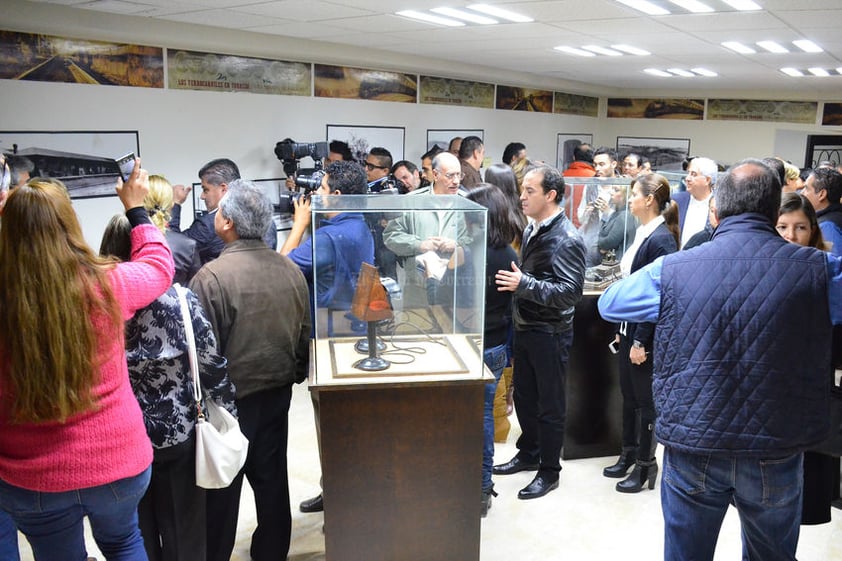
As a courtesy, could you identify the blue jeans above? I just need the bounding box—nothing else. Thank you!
[661,447,802,561]
[0,509,19,561]
[0,467,151,561]
[482,343,507,491]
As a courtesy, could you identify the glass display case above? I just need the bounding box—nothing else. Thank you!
[309,193,487,386]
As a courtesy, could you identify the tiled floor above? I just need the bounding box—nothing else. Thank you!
[19,382,842,560]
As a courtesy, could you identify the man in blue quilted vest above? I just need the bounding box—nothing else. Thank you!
[598,159,842,561]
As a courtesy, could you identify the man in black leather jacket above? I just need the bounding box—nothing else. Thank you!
[493,165,586,500]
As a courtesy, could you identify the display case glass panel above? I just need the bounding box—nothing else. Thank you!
[309,194,487,386]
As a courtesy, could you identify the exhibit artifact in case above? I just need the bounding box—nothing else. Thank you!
[308,193,488,386]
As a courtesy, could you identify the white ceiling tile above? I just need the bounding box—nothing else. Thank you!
[159,8,286,29]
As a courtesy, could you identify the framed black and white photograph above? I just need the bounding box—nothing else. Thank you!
[616,136,691,171]
[0,130,139,198]
[804,134,842,168]
[556,133,593,171]
[326,125,405,163]
[426,129,484,153]
[193,177,292,231]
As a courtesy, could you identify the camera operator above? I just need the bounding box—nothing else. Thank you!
[363,147,399,278]
[391,160,422,193]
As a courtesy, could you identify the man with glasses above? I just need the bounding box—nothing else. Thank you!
[364,147,393,192]
[363,147,398,278]
[383,152,471,307]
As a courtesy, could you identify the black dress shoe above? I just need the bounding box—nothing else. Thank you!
[518,474,559,500]
[299,493,324,513]
[493,457,539,475]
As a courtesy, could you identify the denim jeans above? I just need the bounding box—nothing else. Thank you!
[0,466,151,561]
[0,510,19,561]
[661,447,802,561]
[482,343,507,491]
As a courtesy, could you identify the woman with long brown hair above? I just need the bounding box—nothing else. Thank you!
[603,173,679,493]
[0,164,174,560]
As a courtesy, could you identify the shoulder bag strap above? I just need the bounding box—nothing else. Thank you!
[174,284,203,418]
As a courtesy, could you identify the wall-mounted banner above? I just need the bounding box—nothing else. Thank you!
[0,29,162,88]
[707,99,817,124]
[821,103,842,126]
[168,49,310,96]
[554,92,599,117]
[496,85,553,112]
[315,64,416,103]
[419,76,494,109]
[607,98,703,120]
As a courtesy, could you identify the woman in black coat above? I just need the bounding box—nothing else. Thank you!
[603,173,680,493]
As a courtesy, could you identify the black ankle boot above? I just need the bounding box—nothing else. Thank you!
[603,447,636,478]
[616,459,658,493]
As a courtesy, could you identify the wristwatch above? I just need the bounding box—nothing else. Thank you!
[632,340,644,350]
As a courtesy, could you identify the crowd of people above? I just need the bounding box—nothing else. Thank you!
[0,140,840,561]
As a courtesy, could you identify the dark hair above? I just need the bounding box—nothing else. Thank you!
[448,137,462,152]
[594,146,617,162]
[633,173,680,246]
[367,147,392,170]
[466,184,519,249]
[325,161,367,195]
[391,160,418,176]
[328,140,354,162]
[573,143,593,163]
[502,142,526,166]
[529,165,566,203]
[810,167,842,204]
[623,153,642,167]
[199,158,240,186]
[484,163,527,245]
[779,192,824,249]
[717,159,781,224]
[98,214,132,262]
[459,136,483,161]
[6,155,34,186]
[422,145,443,161]
[761,157,786,189]
[800,167,813,182]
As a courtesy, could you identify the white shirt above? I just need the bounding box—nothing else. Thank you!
[620,215,665,278]
[523,209,562,249]
[681,193,711,248]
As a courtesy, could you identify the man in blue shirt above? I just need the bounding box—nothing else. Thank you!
[803,167,842,256]
[599,159,842,561]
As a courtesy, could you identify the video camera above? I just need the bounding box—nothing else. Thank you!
[274,140,329,213]
[369,175,402,195]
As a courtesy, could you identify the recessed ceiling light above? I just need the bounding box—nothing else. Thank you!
[467,4,533,23]
[611,44,651,56]
[554,46,597,57]
[721,0,762,10]
[668,0,714,13]
[430,7,497,24]
[780,67,804,77]
[792,40,823,53]
[615,0,670,16]
[837,67,842,75]
[691,67,718,77]
[722,41,756,54]
[808,67,830,77]
[582,45,623,56]
[395,10,465,26]
[644,68,672,77]
[756,41,788,54]
[668,68,695,77]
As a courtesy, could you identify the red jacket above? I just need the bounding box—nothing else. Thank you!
[563,161,596,228]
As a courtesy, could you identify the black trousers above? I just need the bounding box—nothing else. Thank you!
[617,334,656,461]
[138,438,205,561]
[206,386,293,561]
[512,329,573,475]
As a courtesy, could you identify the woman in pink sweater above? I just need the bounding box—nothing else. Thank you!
[0,162,174,561]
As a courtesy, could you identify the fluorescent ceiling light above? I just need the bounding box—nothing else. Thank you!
[611,44,651,56]
[722,41,756,54]
[792,39,823,53]
[668,0,714,13]
[554,46,596,57]
[667,68,695,77]
[582,45,623,56]
[780,67,803,77]
[721,0,761,10]
[615,0,670,16]
[691,67,718,77]
[396,10,465,26]
[467,4,533,23]
[431,7,497,24]
[756,41,788,54]
[644,68,672,77]
[808,67,830,77]
[837,67,842,75]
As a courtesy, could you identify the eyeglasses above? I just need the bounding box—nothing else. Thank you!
[437,171,463,181]
[364,161,388,171]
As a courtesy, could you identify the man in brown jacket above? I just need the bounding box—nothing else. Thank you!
[190,178,311,561]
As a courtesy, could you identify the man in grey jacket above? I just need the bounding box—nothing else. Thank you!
[190,179,311,561]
